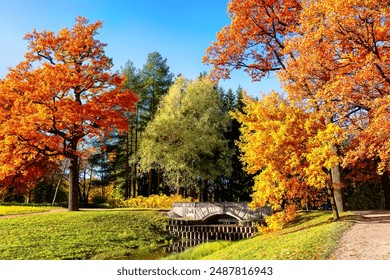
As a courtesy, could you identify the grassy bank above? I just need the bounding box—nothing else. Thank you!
[0,209,170,260]
[166,211,353,260]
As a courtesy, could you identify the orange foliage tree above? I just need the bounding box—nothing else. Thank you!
[205,0,345,217]
[280,0,390,209]
[0,17,137,210]
[203,0,301,81]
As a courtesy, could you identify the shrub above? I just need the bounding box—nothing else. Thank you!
[123,194,196,209]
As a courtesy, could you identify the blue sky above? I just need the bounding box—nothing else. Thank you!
[0,0,281,98]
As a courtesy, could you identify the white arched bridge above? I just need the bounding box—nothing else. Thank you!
[167,202,272,224]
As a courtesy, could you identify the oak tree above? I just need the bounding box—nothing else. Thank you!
[0,17,137,210]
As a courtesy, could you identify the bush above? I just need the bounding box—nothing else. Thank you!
[123,194,196,209]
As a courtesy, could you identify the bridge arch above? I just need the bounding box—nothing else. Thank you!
[202,213,240,224]
[167,202,272,221]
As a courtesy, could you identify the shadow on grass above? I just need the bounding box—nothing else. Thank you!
[279,210,348,236]
[285,211,326,227]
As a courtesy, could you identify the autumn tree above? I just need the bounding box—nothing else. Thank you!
[0,17,137,211]
[207,0,390,213]
[139,76,231,197]
[233,92,341,220]
[280,0,390,209]
[203,0,302,81]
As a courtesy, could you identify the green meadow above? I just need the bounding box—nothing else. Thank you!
[0,208,170,260]
[0,207,352,260]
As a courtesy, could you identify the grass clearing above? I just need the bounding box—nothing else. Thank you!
[0,205,58,216]
[166,211,353,260]
[0,209,171,260]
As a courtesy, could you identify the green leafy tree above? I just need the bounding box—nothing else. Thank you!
[139,77,231,197]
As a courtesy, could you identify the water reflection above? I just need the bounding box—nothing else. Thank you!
[166,239,209,253]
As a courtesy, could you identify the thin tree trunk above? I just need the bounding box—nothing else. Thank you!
[132,163,137,198]
[133,104,139,198]
[52,160,68,206]
[68,155,80,211]
[176,174,181,195]
[52,180,60,206]
[87,164,93,201]
[381,170,390,210]
[157,170,161,192]
[148,169,152,196]
[125,131,130,199]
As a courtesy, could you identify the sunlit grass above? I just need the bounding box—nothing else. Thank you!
[0,205,57,216]
[166,211,353,260]
[0,209,170,260]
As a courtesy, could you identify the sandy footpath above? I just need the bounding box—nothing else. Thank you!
[330,210,390,260]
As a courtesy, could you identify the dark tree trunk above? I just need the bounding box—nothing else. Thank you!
[148,169,152,195]
[326,184,339,220]
[132,162,137,198]
[125,131,131,199]
[68,156,80,211]
[381,171,390,210]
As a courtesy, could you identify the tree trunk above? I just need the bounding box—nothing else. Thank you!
[148,169,152,195]
[330,142,345,212]
[326,184,339,220]
[68,156,80,211]
[125,131,131,199]
[133,104,139,198]
[52,160,68,206]
[176,174,181,195]
[132,162,137,198]
[326,116,345,212]
[381,171,390,210]
[331,163,345,212]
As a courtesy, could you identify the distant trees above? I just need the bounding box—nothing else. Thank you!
[110,52,174,199]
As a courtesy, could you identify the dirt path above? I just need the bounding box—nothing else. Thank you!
[331,210,390,260]
[0,208,67,219]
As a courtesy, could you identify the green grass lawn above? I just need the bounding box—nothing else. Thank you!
[166,211,353,260]
[0,205,58,216]
[0,209,171,260]
[0,208,353,260]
